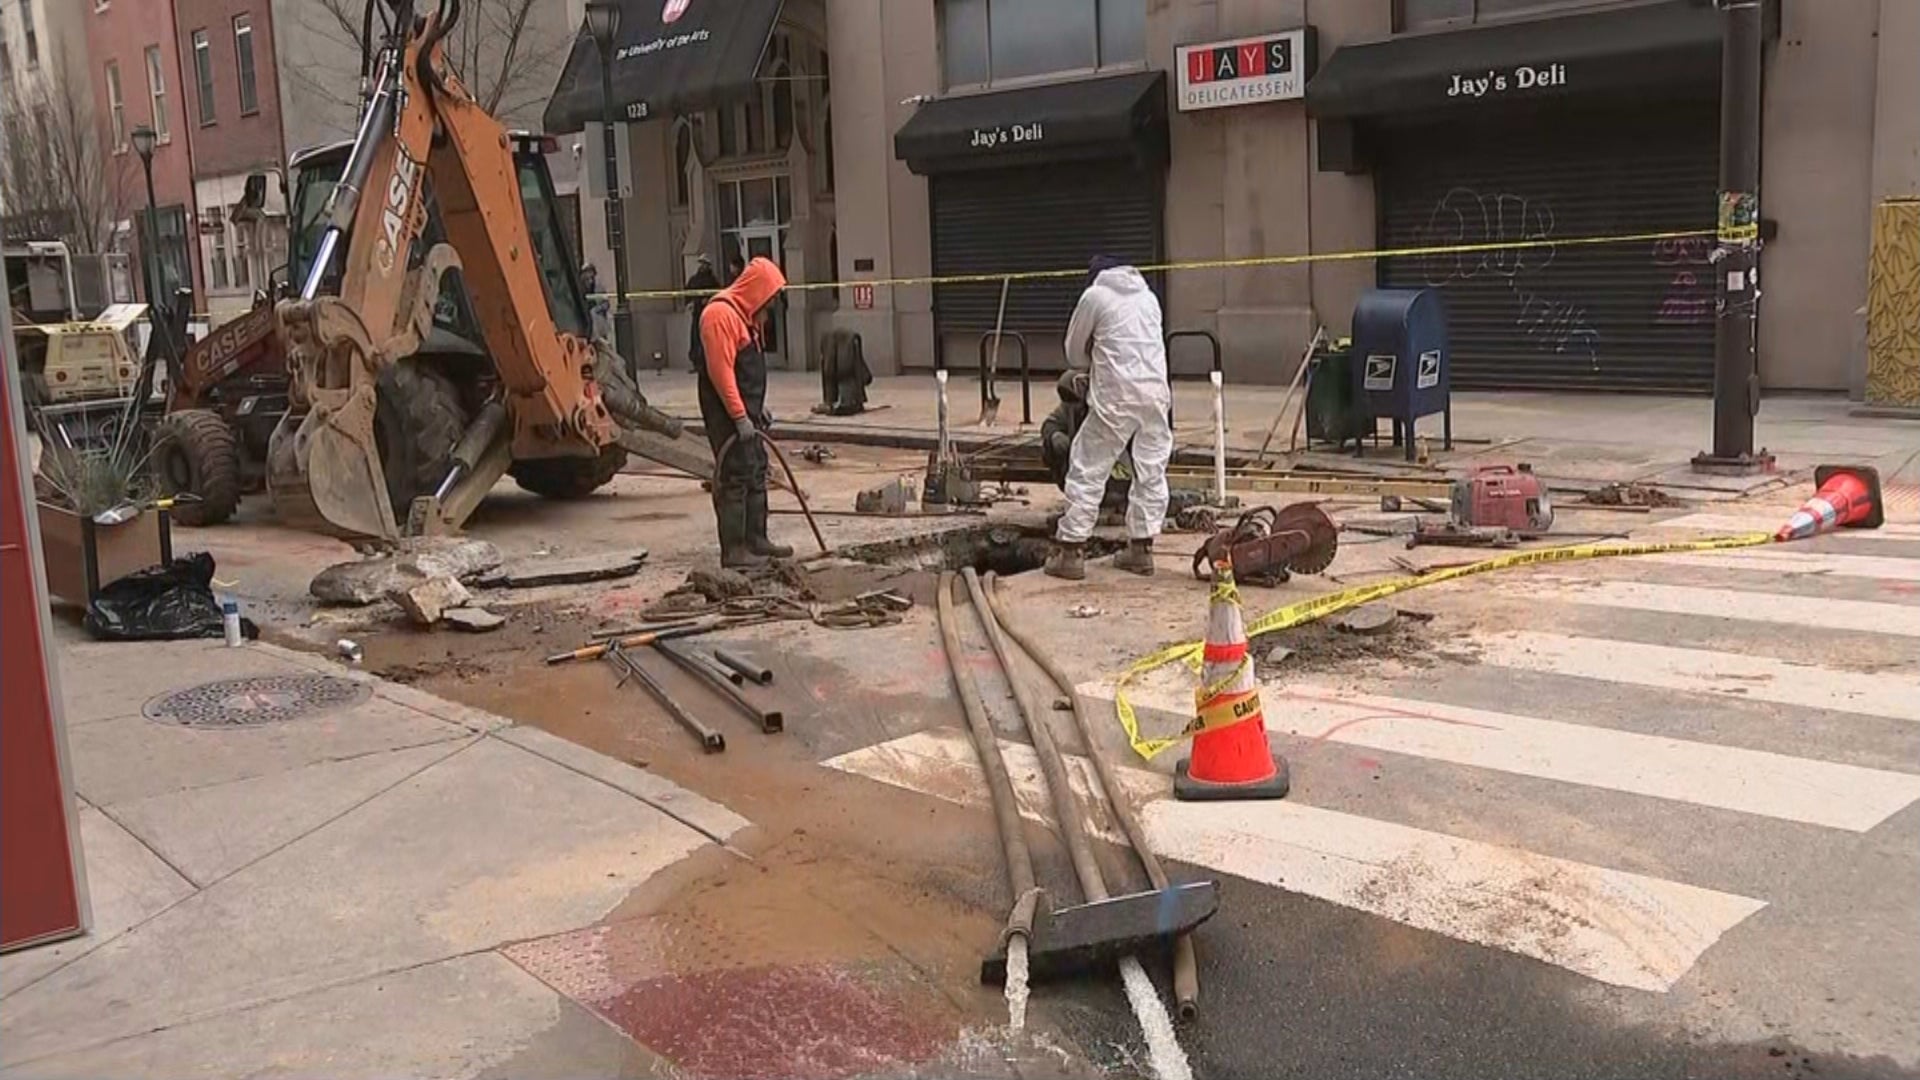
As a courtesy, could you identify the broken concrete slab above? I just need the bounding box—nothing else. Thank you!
[389,576,471,626]
[1333,603,1398,636]
[310,538,502,606]
[443,606,506,633]
[474,550,647,589]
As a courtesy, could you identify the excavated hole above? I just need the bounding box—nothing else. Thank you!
[834,521,1124,577]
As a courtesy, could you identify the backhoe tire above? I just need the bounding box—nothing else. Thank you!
[509,447,629,499]
[155,409,241,526]
[373,361,467,519]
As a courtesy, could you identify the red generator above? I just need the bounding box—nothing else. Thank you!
[1452,464,1554,532]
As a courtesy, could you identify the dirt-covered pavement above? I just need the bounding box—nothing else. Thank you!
[126,382,1920,1079]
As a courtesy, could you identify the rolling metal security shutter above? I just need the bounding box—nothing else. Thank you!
[1378,104,1718,393]
[928,160,1163,369]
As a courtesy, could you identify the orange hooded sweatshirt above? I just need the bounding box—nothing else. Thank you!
[699,257,787,421]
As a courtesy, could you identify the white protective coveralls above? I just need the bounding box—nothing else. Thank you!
[1056,265,1173,543]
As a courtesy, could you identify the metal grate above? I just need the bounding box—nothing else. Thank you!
[144,674,371,728]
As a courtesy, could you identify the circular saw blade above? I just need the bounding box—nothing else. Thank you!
[1274,502,1339,575]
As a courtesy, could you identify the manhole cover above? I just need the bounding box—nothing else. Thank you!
[144,674,371,728]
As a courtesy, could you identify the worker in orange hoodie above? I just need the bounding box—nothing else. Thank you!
[697,256,791,567]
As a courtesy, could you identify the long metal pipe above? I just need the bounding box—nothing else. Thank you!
[984,575,1201,1020]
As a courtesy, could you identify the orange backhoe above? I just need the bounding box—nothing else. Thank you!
[265,0,689,539]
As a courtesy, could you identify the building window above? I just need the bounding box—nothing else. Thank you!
[22,0,40,67]
[1395,0,1605,31]
[1,40,12,84]
[233,219,252,290]
[209,216,231,290]
[233,14,258,116]
[105,61,127,151]
[145,45,170,142]
[938,0,1144,90]
[672,123,692,206]
[193,30,216,125]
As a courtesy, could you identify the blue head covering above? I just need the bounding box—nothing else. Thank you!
[1086,254,1123,289]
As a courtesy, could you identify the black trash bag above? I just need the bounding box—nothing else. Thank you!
[83,552,260,642]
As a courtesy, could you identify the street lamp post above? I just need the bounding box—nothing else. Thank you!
[586,1,635,370]
[129,125,175,367]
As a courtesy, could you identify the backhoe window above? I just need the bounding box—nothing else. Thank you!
[515,152,591,342]
[285,154,481,344]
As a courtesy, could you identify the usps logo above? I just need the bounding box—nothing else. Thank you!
[1417,350,1441,389]
[1176,28,1312,112]
[662,0,690,24]
[1364,353,1396,392]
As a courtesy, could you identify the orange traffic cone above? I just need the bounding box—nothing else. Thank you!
[1175,557,1290,802]
[1776,465,1885,542]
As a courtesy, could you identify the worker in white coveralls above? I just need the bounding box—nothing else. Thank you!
[1044,256,1174,581]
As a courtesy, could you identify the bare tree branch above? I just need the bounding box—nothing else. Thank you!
[1,45,131,253]
[304,0,572,128]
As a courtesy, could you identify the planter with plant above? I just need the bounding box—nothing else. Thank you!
[33,409,172,602]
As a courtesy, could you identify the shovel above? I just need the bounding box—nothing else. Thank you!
[976,276,1010,427]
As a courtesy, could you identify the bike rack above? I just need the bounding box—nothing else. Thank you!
[1166,329,1227,503]
[1163,328,1223,428]
[977,330,1032,426]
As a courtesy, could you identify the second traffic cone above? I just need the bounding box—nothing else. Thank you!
[1174,557,1290,802]
[1776,465,1885,542]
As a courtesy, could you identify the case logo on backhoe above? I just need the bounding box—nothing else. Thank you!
[375,147,423,275]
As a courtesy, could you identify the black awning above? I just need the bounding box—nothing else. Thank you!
[1306,0,1766,119]
[543,0,783,134]
[895,71,1168,176]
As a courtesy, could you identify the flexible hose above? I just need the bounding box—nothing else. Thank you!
[936,572,1038,907]
[962,570,1107,897]
[715,430,828,554]
[984,576,1201,1020]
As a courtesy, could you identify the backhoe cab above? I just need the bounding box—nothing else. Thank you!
[267,0,679,541]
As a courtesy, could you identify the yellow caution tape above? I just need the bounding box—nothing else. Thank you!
[1114,531,1775,761]
[599,227,1714,302]
[1191,686,1264,739]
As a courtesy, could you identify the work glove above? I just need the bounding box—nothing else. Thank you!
[733,415,758,445]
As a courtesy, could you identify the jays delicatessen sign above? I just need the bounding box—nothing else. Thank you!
[1175,28,1316,112]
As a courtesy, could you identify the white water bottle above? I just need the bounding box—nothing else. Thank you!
[221,596,242,647]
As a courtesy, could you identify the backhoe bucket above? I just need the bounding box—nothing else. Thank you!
[266,386,398,540]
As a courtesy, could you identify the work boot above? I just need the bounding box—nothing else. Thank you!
[717,491,767,569]
[1113,538,1155,576]
[745,490,793,559]
[1043,541,1086,581]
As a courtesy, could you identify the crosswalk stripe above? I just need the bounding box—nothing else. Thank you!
[1523,577,1920,637]
[824,728,1767,993]
[1472,631,1920,722]
[1268,687,1920,831]
[1652,514,1920,541]
[1640,549,1919,582]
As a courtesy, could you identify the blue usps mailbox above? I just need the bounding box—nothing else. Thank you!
[1351,288,1452,462]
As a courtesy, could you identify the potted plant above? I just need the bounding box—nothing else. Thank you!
[33,409,173,603]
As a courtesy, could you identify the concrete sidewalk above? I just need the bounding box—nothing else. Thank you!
[0,637,754,1078]
[633,370,1920,496]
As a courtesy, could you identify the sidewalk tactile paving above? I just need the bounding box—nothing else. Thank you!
[144,674,372,728]
[507,916,952,1080]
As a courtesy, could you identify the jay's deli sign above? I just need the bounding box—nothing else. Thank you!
[1175,29,1313,112]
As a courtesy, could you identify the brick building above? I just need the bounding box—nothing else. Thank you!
[84,0,201,313]
[174,0,284,321]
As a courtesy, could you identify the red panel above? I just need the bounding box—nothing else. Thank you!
[0,368,84,949]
